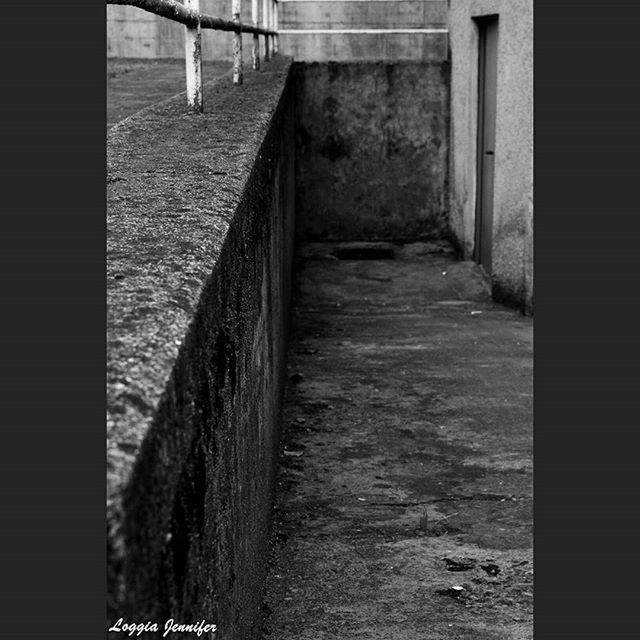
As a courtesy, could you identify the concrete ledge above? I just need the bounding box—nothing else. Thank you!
[107,57,294,637]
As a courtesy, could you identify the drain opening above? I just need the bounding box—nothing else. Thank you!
[334,244,396,260]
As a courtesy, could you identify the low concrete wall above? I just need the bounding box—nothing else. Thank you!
[448,0,533,312]
[294,61,450,241]
[107,58,295,639]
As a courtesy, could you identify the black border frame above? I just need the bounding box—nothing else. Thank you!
[1,1,639,637]
[1,2,106,638]
[535,0,640,637]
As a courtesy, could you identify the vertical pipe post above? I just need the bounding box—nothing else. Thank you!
[268,0,274,56]
[262,0,270,61]
[252,0,260,70]
[232,0,243,85]
[184,0,203,112]
[273,0,279,54]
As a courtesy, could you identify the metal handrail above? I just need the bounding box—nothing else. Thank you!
[107,0,279,112]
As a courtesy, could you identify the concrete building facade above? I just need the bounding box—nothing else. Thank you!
[448,0,533,313]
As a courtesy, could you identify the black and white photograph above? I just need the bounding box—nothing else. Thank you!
[7,2,640,640]
[106,1,532,637]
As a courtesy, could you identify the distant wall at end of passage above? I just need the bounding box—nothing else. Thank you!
[294,61,450,242]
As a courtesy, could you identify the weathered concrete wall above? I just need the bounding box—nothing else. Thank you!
[280,31,448,63]
[107,58,295,639]
[281,0,447,29]
[448,0,533,312]
[279,0,448,62]
[294,61,450,241]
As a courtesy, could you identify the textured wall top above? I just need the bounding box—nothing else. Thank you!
[106,57,293,519]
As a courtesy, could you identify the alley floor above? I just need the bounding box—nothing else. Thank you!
[262,242,533,640]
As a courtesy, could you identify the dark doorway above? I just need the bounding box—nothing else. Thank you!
[474,15,499,275]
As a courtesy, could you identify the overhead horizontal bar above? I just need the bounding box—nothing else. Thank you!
[107,0,276,35]
[278,28,449,35]
[279,0,440,3]
[279,0,439,2]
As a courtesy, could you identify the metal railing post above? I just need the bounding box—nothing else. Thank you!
[262,0,270,60]
[273,0,278,54]
[108,0,285,102]
[184,0,203,112]
[268,0,274,55]
[232,0,243,85]
[251,0,260,70]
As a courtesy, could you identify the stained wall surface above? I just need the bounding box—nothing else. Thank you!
[448,0,533,312]
[294,61,450,241]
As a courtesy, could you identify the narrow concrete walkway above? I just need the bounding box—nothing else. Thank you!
[262,243,533,640]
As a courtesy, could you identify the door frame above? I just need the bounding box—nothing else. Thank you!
[473,14,499,275]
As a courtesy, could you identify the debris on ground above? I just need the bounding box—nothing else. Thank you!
[444,557,477,572]
[436,584,471,599]
[262,246,532,638]
[480,563,502,577]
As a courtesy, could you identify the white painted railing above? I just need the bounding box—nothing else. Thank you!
[107,0,279,112]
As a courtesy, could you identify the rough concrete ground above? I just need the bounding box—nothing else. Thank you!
[262,242,533,639]
[107,59,231,128]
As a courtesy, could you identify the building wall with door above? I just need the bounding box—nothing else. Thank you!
[448,0,533,313]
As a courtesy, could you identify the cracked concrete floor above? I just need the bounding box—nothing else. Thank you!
[262,242,533,640]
